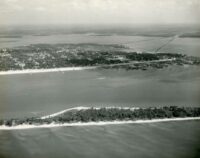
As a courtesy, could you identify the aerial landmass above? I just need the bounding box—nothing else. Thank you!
[0,44,200,73]
[0,106,200,130]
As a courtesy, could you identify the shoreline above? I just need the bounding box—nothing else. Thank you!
[41,106,92,119]
[0,58,176,75]
[0,66,96,75]
[0,117,200,130]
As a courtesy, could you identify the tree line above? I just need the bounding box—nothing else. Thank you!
[0,106,200,127]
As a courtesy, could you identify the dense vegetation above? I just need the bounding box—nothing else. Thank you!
[0,44,200,71]
[0,106,200,127]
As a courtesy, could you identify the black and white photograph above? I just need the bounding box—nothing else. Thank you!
[0,0,200,158]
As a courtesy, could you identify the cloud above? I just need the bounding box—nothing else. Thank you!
[0,0,200,25]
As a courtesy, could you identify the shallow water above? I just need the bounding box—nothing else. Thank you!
[0,66,200,119]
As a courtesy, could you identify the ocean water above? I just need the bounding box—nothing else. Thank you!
[0,121,200,158]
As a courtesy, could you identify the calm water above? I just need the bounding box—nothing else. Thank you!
[0,121,200,158]
[0,66,200,119]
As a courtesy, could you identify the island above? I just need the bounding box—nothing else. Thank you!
[0,43,200,74]
[0,106,200,130]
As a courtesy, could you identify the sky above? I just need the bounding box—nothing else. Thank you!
[0,0,200,26]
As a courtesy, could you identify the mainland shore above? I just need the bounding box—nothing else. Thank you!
[0,58,175,76]
[1,43,200,75]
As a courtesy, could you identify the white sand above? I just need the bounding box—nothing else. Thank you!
[0,117,200,130]
[40,106,91,119]
[0,66,96,75]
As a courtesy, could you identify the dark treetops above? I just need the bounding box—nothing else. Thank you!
[1,106,200,127]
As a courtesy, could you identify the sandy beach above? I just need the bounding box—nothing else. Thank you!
[40,106,92,119]
[0,117,200,130]
[0,58,176,75]
[0,66,96,75]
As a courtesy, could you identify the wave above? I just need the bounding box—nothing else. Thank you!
[0,117,200,130]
